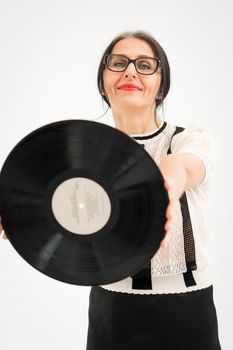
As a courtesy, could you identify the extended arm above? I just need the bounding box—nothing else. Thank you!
[159,153,206,248]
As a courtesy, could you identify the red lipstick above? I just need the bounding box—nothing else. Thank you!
[117,84,142,91]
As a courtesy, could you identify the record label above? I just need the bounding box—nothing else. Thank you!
[51,177,111,235]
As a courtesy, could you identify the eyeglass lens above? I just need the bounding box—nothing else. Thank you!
[106,55,158,74]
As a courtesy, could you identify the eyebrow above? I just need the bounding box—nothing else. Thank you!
[113,53,155,58]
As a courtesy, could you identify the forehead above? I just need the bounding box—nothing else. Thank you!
[111,37,155,58]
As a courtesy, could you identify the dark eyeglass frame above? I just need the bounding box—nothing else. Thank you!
[103,54,162,75]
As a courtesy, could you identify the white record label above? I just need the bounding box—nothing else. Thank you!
[51,177,111,235]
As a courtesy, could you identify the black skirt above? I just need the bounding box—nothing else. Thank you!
[86,285,221,350]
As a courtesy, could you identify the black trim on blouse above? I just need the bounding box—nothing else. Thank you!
[132,121,167,141]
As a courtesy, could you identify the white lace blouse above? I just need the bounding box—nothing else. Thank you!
[99,116,217,294]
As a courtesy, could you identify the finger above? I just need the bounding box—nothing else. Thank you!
[165,199,175,220]
[164,178,174,192]
[164,219,172,232]
[2,232,8,240]
[0,221,8,240]
[164,181,171,195]
[165,204,172,220]
[160,218,172,248]
[160,230,172,249]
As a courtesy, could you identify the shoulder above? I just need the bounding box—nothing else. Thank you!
[171,123,217,151]
[170,123,217,186]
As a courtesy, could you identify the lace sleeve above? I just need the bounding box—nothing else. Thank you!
[171,124,217,186]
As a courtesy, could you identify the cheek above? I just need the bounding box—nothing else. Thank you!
[103,71,124,97]
[145,76,161,97]
[103,72,115,95]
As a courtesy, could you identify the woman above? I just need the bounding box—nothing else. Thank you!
[0,31,221,349]
[85,31,222,349]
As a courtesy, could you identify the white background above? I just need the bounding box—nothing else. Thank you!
[0,0,232,349]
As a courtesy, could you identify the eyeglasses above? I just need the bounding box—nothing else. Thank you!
[103,54,161,75]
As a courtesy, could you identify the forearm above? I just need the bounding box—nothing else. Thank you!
[159,154,188,200]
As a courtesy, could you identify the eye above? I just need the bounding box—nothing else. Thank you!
[114,61,127,67]
[137,60,152,71]
[111,58,128,68]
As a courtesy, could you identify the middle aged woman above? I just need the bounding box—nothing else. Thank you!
[86,31,222,350]
[0,30,221,350]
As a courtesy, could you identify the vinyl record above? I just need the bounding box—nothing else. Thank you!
[0,120,168,286]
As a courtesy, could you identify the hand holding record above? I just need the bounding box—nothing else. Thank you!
[160,178,175,249]
[0,120,168,286]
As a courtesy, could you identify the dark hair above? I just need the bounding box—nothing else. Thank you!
[97,30,170,109]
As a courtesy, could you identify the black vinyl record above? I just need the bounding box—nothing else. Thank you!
[0,120,168,286]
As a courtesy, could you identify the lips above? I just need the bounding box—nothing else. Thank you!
[117,84,142,91]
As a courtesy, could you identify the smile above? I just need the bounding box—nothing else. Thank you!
[117,84,142,91]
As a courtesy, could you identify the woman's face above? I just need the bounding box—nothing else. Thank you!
[103,37,162,111]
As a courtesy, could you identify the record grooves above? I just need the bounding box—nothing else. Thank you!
[0,120,168,285]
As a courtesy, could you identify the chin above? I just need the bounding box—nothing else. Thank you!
[119,97,146,109]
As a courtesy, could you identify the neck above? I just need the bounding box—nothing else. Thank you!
[111,105,160,135]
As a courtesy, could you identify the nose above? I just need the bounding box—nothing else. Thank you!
[124,62,137,78]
